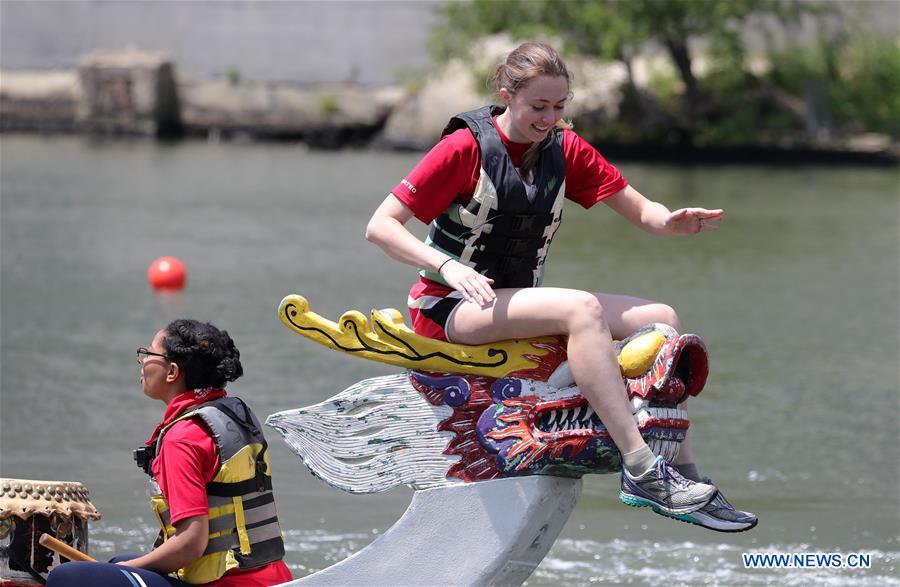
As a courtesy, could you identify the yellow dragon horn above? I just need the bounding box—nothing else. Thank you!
[277,295,552,377]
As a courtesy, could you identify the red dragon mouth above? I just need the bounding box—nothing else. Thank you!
[530,396,691,443]
[532,398,603,439]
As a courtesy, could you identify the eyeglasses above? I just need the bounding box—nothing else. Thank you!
[136,347,168,364]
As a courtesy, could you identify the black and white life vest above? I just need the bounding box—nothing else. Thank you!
[422,105,567,289]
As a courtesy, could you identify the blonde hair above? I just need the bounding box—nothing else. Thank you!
[493,42,572,96]
[493,42,573,183]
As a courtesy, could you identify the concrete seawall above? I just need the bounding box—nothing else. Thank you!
[2,49,896,164]
[1,49,406,147]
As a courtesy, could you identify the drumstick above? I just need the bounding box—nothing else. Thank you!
[39,533,96,562]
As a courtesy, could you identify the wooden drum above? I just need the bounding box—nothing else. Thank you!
[0,479,100,586]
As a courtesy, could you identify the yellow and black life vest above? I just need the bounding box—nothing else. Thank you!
[141,396,286,584]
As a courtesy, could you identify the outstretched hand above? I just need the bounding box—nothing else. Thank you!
[440,260,496,307]
[665,208,724,235]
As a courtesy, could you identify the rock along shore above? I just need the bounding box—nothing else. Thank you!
[0,49,405,149]
[1,49,896,165]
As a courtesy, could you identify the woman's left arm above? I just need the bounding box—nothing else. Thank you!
[116,514,209,572]
[603,185,723,236]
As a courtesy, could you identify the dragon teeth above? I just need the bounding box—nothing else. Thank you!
[576,405,588,423]
[538,405,606,432]
[631,397,644,413]
[546,411,558,430]
[641,407,685,422]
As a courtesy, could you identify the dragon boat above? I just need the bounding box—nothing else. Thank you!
[267,295,710,586]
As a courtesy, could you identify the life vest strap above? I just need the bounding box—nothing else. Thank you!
[488,212,555,234]
[475,232,546,256]
[207,499,278,535]
[156,508,171,529]
[207,489,272,509]
[429,225,544,262]
[203,520,284,556]
[435,211,555,239]
[232,496,252,555]
[206,473,272,497]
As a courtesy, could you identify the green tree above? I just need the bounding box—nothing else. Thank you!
[430,0,820,141]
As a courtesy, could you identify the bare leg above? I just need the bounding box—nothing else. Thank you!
[447,287,678,455]
[588,292,681,339]
[590,292,696,464]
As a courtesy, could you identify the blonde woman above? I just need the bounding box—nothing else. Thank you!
[367,42,755,532]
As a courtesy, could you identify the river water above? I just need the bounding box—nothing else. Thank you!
[1,135,898,586]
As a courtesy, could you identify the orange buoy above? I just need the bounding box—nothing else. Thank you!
[147,256,186,291]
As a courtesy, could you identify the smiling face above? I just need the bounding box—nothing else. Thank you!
[140,329,181,402]
[497,74,569,144]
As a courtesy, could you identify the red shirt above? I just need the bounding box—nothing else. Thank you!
[391,117,628,224]
[150,389,293,586]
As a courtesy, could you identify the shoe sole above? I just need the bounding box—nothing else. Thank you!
[618,489,715,516]
[682,510,759,533]
[619,491,758,533]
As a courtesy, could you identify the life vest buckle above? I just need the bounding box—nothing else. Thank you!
[134,445,156,475]
[255,459,267,491]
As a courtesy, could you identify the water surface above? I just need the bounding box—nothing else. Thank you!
[1,135,897,585]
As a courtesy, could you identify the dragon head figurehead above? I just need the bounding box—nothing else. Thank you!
[407,323,708,482]
[267,296,708,493]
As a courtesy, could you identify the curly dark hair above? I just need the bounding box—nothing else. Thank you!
[161,319,243,390]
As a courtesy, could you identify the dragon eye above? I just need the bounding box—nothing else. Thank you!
[491,378,522,402]
[443,385,470,407]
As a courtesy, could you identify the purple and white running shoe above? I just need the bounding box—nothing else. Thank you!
[619,456,716,516]
[676,477,758,532]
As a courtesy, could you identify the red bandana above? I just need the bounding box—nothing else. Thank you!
[145,388,228,446]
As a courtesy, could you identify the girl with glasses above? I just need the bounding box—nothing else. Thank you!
[48,320,292,586]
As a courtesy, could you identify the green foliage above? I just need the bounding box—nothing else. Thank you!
[765,35,900,137]
[316,94,341,117]
[430,0,896,144]
[394,67,426,95]
[471,64,495,96]
[430,0,810,126]
[225,67,241,86]
[431,0,797,65]
[832,37,900,135]
[430,0,554,63]
[645,67,682,104]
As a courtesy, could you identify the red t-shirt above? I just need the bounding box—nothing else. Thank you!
[390,117,628,224]
[151,390,293,587]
